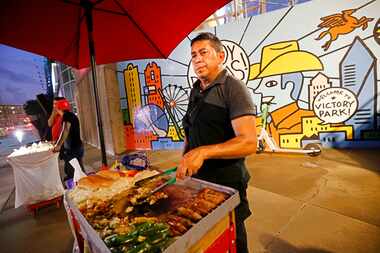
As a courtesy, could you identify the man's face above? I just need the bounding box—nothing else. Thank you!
[191,40,224,80]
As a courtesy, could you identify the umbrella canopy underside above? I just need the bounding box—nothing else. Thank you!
[0,0,230,69]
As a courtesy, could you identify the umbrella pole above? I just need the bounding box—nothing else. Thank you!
[83,2,107,168]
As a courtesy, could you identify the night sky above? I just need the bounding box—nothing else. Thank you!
[0,44,46,105]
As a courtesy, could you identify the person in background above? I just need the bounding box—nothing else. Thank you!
[51,98,84,181]
[178,32,257,253]
[48,97,65,142]
[23,94,53,141]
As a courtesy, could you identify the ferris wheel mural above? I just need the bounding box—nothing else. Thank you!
[160,84,189,128]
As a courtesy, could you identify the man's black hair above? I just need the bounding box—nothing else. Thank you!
[191,32,223,52]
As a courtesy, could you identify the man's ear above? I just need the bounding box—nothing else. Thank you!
[218,50,225,63]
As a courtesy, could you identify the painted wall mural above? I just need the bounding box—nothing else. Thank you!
[117,0,380,150]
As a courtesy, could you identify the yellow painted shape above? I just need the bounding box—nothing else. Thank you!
[279,134,304,149]
[329,125,353,139]
[250,51,323,80]
[249,64,261,80]
[167,125,180,141]
[124,64,142,126]
[302,116,353,139]
[279,116,355,148]
[261,41,299,69]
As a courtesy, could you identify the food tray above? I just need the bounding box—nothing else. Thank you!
[64,177,240,253]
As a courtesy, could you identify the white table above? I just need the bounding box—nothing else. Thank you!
[7,150,64,208]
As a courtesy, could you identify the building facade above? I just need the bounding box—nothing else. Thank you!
[0,105,28,128]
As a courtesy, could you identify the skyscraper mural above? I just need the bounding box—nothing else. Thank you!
[340,37,377,140]
[117,0,380,150]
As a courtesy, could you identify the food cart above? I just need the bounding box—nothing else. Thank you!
[7,142,64,214]
[64,170,239,253]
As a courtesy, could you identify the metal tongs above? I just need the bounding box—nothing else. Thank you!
[135,167,177,187]
[149,176,176,194]
[133,167,177,205]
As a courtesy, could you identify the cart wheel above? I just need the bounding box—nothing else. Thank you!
[257,141,265,154]
[304,143,321,157]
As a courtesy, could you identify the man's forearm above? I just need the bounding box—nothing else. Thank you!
[177,116,257,179]
[201,135,256,160]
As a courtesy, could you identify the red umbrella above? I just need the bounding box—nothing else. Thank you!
[0,0,230,166]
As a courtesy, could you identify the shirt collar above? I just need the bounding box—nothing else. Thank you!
[193,69,228,92]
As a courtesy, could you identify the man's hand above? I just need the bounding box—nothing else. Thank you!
[176,147,207,179]
[52,145,61,153]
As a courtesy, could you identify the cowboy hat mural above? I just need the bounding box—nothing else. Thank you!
[249,40,323,80]
[249,40,324,146]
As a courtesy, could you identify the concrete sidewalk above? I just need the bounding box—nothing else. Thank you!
[0,145,379,253]
[245,149,380,253]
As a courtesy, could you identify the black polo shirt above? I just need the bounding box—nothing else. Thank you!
[183,69,256,184]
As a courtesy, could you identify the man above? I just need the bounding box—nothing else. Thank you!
[52,98,84,181]
[177,32,257,253]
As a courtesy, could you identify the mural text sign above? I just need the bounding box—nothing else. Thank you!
[313,88,358,124]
